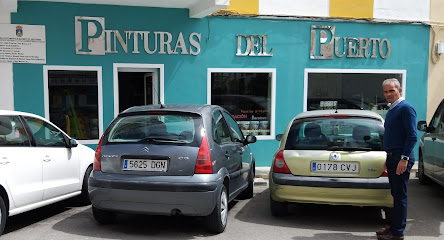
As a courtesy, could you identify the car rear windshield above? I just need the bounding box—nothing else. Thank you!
[285,116,384,151]
[104,112,202,146]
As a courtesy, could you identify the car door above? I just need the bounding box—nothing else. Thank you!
[422,101,444,179]
[0,115,43,208]
[23,116,80,200]
[212,110,241,197]
[434,107,444,184]
[222,111,250,189]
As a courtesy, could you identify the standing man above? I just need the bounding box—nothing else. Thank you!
[376,78,417,240]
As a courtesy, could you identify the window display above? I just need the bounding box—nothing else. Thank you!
[210,71,273,137]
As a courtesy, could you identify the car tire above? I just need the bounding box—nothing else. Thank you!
[92,206,116,225]
[418,154,432,185]
[270,195,288,217]
[0,195,6,236]
[237,167,254,200]
[206,185,228,233]
[77,166,92,205]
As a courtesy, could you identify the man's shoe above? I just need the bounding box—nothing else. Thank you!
[377,233,404,240]
[376,225,390,236]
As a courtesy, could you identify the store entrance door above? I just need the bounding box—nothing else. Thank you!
[117,69,159,113]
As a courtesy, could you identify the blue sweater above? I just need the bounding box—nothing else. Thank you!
[383,100,417,158]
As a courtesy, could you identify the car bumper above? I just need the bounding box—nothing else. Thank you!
[269,173,393,208]
[88,170,221,216]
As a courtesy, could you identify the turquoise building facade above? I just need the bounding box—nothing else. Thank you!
[10,2,429,166]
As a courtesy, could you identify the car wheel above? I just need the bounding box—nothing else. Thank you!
[206,185,228,233]
[270,195,288,217]
[418,154,432,185]
[237,167,254,200]
[0,195,6,236]
[77,166,92,205]
[92,206,116,225]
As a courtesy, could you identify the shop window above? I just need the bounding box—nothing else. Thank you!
[209,69,276,140]
[44,66,103,144]
[305,69,406,118]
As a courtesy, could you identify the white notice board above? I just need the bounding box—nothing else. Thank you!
[0,24,46,64]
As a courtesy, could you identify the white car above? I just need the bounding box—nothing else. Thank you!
[0,110,94,236]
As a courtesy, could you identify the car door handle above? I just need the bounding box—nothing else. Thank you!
[43,156,51,162]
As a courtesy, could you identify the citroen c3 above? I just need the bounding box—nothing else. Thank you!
[88,104,257,233]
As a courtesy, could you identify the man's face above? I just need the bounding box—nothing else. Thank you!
[383,82,402,104]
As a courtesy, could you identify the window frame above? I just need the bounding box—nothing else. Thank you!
[207,68,276,140]
[304,68,407,112]
[112,63,165,118]
[43,65,103,144]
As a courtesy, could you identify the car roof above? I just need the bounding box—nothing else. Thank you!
[0,109,46,120]
[121,104,215,115]
[294,109,384,121]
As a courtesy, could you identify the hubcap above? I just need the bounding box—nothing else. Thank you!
[220,190,227,225]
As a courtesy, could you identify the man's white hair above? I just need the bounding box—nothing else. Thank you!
[382,78,401,89]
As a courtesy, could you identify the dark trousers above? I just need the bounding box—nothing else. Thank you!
[386,152,414,236]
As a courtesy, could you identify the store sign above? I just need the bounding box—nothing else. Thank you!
[310,25,390,59]
[236,35,273,56]
[0,24,46,64]
[75,16,201,55]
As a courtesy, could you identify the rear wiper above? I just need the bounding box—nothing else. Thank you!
[328,146,372,151]
[140,137,187,143]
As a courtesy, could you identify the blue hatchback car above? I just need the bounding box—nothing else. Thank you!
[88,104,257,233]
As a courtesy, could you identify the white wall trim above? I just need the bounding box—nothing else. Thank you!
[113,63,164,117]
[43,65,103,145]
[207,68,276,141]
[304,68,407,111]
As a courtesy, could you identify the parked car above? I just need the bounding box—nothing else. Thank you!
[417,98,444,186]
[269,109,392,218]
[88,104,257,233]
[307,98,372,111]
[0,110,94,236]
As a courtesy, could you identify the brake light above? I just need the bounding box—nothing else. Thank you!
[93,136,103,171]
[323,115,350,118]
[194,135,212,174]
[380,170,388,177]
[272,150,291,174]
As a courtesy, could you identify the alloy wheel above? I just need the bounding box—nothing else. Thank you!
[220,190,228,226]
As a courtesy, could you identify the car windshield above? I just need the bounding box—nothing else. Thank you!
[285,116,384,151]
[106,112,201,145]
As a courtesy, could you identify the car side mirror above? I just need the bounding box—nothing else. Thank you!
[417,120,427,132]
[69,138,78,148]
[276,134,283,141]
[244,135,257,145]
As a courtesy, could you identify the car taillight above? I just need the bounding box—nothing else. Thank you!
[194,134,212,174]
[93,137,103,171]
[272,150,291,174]
[380,170,388,177]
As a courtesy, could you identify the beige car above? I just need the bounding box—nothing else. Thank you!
[269,109,393,217]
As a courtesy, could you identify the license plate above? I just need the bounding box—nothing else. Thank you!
[123,159,168,172]
[311,161,359,173]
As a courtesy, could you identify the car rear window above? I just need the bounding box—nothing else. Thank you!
[285,116,384,151]
[105,112,202,145]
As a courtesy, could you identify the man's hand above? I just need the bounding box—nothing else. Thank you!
[396,159,408,175]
